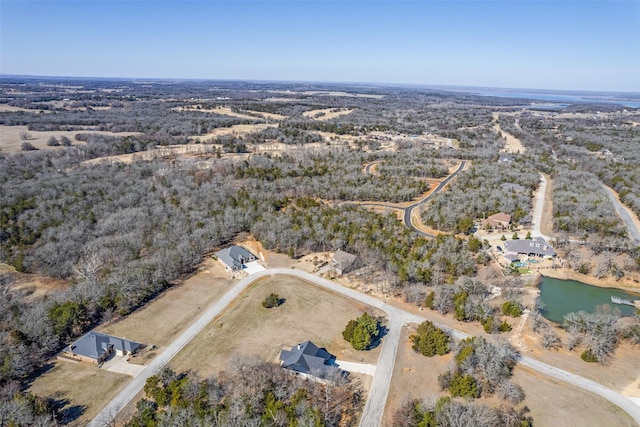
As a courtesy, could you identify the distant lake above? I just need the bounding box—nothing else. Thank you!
[474,90,640,109]
[539,276,638,323]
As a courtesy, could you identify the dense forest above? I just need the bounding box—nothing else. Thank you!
[1,77,639,425]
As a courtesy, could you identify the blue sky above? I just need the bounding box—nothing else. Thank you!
[1,1,639,92]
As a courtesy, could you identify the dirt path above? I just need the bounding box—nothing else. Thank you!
[493,112,526,153]
[531,173,553,241]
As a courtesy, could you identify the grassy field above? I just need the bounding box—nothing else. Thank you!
[383,324,636,426]
[28,362,129,427]
[170,275,384,378]
[99,257,235,348]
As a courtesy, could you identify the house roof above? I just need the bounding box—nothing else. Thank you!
[216,246,256,270]
[501,183,526,192]
[504,237,556,257]
[487,212,511,223]
[279,341,336,376]
[69,331,140,360]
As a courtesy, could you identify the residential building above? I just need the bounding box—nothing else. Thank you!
[63,331,141,364]
[216,245,257,271]
[279,341,341,379]
[482,212,512,230]
[504,237,556,258]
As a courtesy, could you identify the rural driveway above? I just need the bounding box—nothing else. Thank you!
[531,173,553,241]
[335,360,377,376]
[90,268,640,427]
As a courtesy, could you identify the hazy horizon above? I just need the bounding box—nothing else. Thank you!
[2,1,639,92]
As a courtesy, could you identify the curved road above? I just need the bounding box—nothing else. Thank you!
[357,161,466,238]
[602,183,640,245]
[89,268,640,427]
[402,161,465,237]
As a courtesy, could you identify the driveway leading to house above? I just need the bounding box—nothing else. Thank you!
[243,260,266,275]
[101,354,146,377]
[335,360,377,376]
[90,268,640,427]
[531,173,553,241]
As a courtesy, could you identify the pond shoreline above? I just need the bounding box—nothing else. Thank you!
[535,267,640,296]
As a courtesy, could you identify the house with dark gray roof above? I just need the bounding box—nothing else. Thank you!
[216,246,257,271]
[504,237,556,258]
[63,331,141,364]
[331,249,359,275]
[279,341,341,379]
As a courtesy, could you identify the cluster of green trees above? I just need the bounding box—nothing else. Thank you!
[342,313,381,350]
[501,301,524,317]
[410,321,451,357]
[127,362,362,427]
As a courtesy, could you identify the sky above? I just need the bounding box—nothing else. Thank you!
[1,1,639,92]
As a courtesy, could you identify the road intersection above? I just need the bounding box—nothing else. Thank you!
[89,268,640,427]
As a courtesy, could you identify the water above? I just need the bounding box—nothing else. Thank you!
[539,276,638,323]
[473,90,640,109]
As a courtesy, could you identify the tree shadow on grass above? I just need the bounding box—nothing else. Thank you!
[368,324,389,350]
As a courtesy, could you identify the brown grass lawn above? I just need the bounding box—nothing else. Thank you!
[28,362,129,427]
[98,258,235,349]
[383,323,453,426]
[170,275,384,378]
[0,125,140,153]
[383,325,635,426]
[513,366,635,427]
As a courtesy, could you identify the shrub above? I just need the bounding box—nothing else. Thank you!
[424,291,435,309]
[21,141,37,151]
[581,349,598,363]
[342,319,358,342]
[448,373,479,398]
[498,319,513,332]
[262,293,280,309]
[410,320,450,357]
[47,136,60,146]
[343,313,380,351]
[502,301,524,317]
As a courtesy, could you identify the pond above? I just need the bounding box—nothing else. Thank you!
[539,276,639,323]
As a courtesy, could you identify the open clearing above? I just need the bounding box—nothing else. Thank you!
[493,112,526,154]
[512,366,635,426]
[303,107,354,121]
[383,325,635,426]
[193,123,277,140]
[99,258,235,349]
[0,125,141,153]
[170,275,383,378]
[173,105,286,121]
[28,362,129,427]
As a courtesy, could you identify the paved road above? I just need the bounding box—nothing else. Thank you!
[402,161,466,237]
[602,183,640,245]
[346,161,466,239]
[91,268,640,427]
